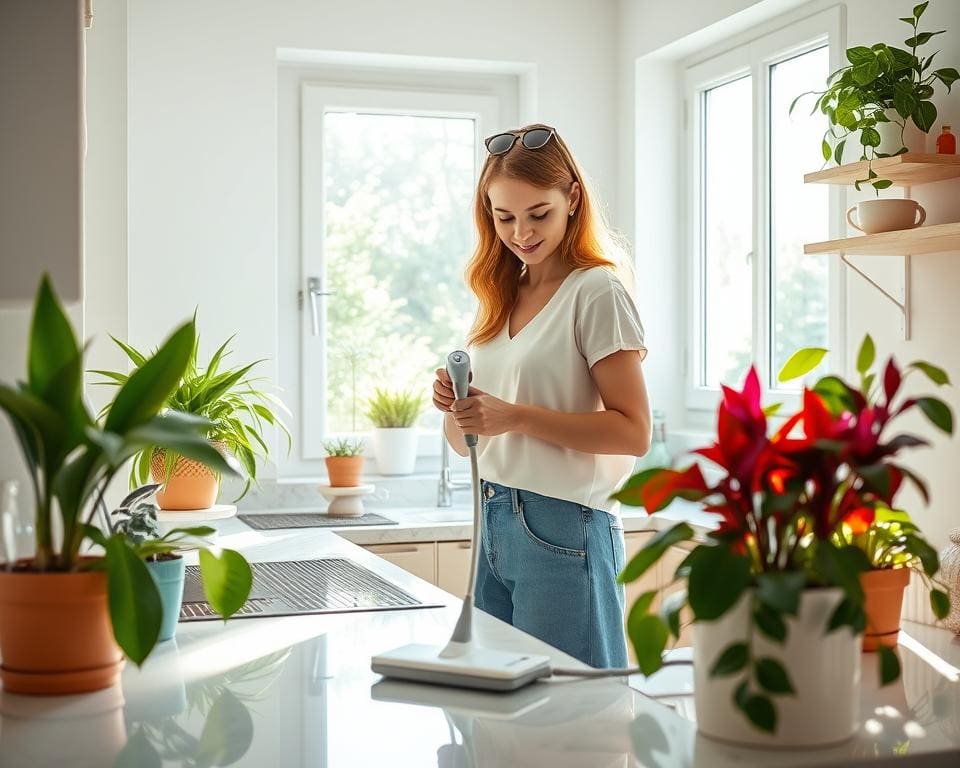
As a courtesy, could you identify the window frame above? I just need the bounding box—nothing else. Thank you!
[295,84,499,465]
[683,7,846,414]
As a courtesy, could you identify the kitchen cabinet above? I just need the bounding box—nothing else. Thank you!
[365,542,436,585]
[436,540,473,598]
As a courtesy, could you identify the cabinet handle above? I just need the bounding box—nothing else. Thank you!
[456,542,471,550]
[371,545,423,555]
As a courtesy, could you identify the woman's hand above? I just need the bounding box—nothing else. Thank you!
[432,367,457,412]
[450,388,517,437]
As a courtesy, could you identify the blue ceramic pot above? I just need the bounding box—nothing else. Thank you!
[147,556,186,641]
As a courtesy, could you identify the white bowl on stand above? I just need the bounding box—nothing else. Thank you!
[156,504,236,537]
[316,484,376,518]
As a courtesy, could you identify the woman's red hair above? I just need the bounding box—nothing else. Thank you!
[466,124,631,345]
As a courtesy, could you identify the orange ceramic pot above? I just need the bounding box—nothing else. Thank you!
[152,443,224,511]
[325,455,364,487]
[861,567,911,651]
[0,560,124,695]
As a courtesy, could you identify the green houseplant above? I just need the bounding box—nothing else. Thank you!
[109,484,252,642]
[366,387,426,476]
[780,334,952,652]
[791,1,958,192]
[0,276,246,694]
[612,336,952,745]
[94,324,290,510]
[322,437,366,487]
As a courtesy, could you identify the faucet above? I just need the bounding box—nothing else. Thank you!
[437,432,472,507]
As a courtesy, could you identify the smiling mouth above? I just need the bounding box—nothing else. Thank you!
[515,241,543,254]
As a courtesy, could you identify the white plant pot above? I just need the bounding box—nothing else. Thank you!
[876,109,927,154]
[693,587,860,748]
[372,427,418,475]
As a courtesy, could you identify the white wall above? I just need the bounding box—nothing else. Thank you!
[116,0,620,479]
[618,0,960,549]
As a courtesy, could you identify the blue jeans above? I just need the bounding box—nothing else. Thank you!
[475,480,628,668]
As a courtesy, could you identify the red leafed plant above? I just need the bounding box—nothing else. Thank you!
[612,335,953,733]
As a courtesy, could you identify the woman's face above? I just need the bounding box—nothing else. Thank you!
[487,177,580,269]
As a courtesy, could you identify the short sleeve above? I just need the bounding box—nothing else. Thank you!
[575,275,647,368]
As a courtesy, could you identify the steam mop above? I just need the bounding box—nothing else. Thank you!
[370,350,552,691]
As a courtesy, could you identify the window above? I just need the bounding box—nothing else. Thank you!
[686,9,843,409]
[297,86,500,460]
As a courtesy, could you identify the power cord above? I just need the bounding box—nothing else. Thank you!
[549,658,693,679]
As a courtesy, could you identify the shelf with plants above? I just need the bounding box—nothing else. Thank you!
[792,2,960,339]
[804,153,960,187]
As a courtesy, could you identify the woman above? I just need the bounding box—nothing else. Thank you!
[432,124,651,668]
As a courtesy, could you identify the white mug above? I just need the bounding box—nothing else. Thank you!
[846,199,926,235]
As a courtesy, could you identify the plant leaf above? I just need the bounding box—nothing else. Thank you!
[106,322,196,434]
[914,397,954,434]
[908,361,950,386]
[779,348,827,382]
[756,571,805,615]
[628,613,670,676]
[710,642,748,676]
[687,546,752,621]
[755,657,795,694]
[856,335,876,375]
[618,522,694,583]
[754,603,788,643]
[105,536,162,665]
[878,645,901,685]
[198,548,252,618]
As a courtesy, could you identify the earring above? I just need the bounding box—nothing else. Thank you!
[569,210,575,217]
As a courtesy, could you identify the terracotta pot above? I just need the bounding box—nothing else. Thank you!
[0,560,124,695]
[324,455,364,487]
[861,566,910,651]
[152,442,225,511]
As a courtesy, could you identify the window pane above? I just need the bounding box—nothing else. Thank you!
[703,76,753,388]
[770,47,830,385]
[323,113,477,433]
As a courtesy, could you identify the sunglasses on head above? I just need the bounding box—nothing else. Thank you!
[484,127,556,156]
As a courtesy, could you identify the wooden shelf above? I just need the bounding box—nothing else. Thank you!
[804,153,960,187]
[804,222,960,256]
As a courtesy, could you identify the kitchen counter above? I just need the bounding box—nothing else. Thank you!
[248,497,720,546]
[1,517,958,767]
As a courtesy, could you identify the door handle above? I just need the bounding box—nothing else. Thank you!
[307,276,333,336]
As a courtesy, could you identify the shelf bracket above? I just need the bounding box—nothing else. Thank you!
[840,253,911,340]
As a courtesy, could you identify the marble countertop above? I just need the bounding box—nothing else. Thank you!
[237,497,719,545]
[2,518,958,767]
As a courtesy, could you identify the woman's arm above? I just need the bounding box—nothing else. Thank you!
[451,349,651,456]
[443,411,469,457]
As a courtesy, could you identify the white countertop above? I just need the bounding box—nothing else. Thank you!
[2,517,958,767]
[240,497,720,546]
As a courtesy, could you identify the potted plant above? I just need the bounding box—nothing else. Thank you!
[323,437,365,487]
[612,337,952,747]
[791,0,958,192]
[0,276,244,695]
[779,334,952,652]
[109,484,252,642]
[365,387,426,475]
[94,324,290,511]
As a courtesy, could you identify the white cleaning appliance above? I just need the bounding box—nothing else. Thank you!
[371,350,552,691]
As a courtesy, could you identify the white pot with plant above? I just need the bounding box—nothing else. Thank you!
[613,335,952,747]
[94,325,290,511]
[366,388,425,476]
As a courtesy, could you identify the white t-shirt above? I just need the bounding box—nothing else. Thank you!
[469,266,647,515]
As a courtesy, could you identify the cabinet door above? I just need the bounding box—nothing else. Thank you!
[660,544,695,648]
[623,531,660,664]
[437,540,473,598]
[365,542,436,585]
